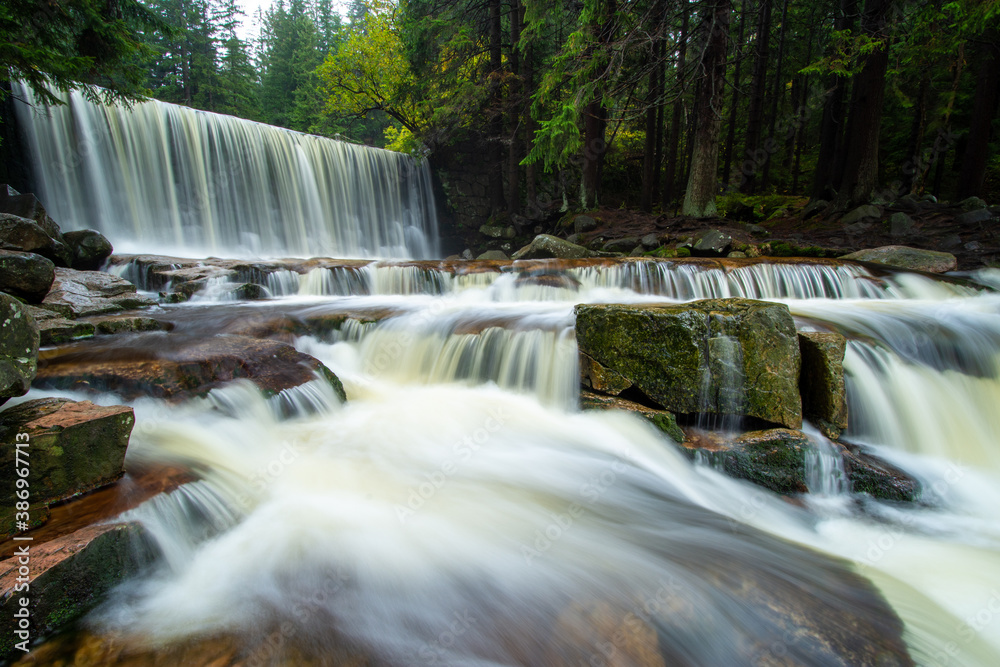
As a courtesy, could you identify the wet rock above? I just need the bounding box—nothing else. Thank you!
[840,205,881,226]
[727,251,747,258]
[0,188,66,243]
[0,213,72,267]
[35,333,347,402]
[580,390,684,442]
[514,270,580,291]
[641,233,660,249]
[579,352,633,396]
[38,318,96,346]
[955,208,995,226]
[0,249,54,301]
[0,294,39,405]
[841,245,957,273]
[958,196,987,211]
[603,236,642,253]
[686,428,812,494]
[800,199,828,219]
[798,332,848,439]
[575,299,802,428]
[479,224,515,239]
[41,268,156,318]
[841,444,921,502]
[512,234,591,260]
[0,398,134,535]
[461,248,474,260]
[84,313,166,336]
[573,215,598,233]
[226,282,266,301]
[477,250,508,260]
[0,522,158,661]
[63,229,113,270]
[888,212,916,238]
[690,229,732,257]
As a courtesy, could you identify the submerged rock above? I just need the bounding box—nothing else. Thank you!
[0,522,158,660]
[0,294,39,405]
[686,428,813,494]
[0,398,134,535]
[512,234,591,260]
[575,299,802,428]
[0,249,54,302]
[840,245,958,273]
[798,331,848,439]
[842,443,921,502]
[34,333,347,402]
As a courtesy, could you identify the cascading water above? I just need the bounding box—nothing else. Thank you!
[14,259,1000,666]
[10,82,439,259]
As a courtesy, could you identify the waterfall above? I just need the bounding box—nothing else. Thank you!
[10,82,440,259]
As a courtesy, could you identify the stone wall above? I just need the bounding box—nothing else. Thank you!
[428,138,494,253]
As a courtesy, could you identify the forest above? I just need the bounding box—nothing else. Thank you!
[3,0,999,220]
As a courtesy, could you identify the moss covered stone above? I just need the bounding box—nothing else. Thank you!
[575,299,802,428]
[0,523,158,660]
[0,398,134,535]
[798,331,848,439]
[0,293,39,405]
[580,390,685,442]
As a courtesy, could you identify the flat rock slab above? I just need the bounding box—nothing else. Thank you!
[580,390,684,442]
[840,245,957,273]
[575,299,802,429]
[0,398,134,536]
[34,333,346,402]
[42,268,155,318]
[0,522,156,660]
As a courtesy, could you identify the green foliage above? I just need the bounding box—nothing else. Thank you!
[715,192,798,222]
[0,0,165,106]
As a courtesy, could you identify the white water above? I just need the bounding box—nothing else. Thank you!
[21,259,983,666]
[10,82,439,259]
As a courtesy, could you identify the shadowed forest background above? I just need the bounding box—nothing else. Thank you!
[2,0,999,223]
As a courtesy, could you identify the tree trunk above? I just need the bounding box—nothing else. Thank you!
[524,40,537,208]
[683,0,731,217]
[663,0,689,207]
[760,0,790,189]
[507,0,523,215]
[832,0,893,211]
[641,5,666,212]
[721,0,747,186]
[581,0,617,209]
[957,32,1000,199]
[487,0,506,213]
[811,0,857,201]
[740,0,771,194]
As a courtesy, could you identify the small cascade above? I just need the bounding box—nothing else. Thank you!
[802,427,848,497]
[11,82,439,259]
[696,331,746,431]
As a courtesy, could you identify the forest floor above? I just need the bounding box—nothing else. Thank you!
[461,197,1000,272]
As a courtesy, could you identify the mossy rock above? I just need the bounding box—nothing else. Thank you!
[575,299,802,428]
[0,293,39,405]
[580,390,685,443]
[798,332,848,439]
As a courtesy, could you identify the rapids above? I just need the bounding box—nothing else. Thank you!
[11,258,1000,666]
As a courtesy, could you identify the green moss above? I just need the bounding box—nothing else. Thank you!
[676,247,691,258]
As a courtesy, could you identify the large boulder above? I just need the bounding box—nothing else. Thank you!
[798,332,848,439]
[840,245,957,273]
[0,249,54,302]
[63,229,113,271]
[41,268,156,318]
[0,398,134,535]
[0,187,67,245]
[0,522,157,660]
[840,205,881,226]
[690,229,733,257]
[575,299,802,428]
[512,234,591,260]
[0,213,72,267]
[0,294,39,406]
[35,333,347,402]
